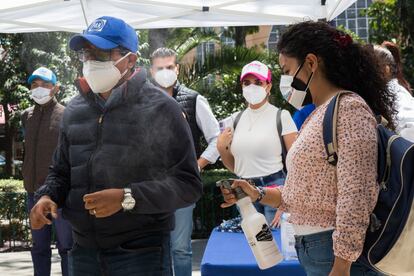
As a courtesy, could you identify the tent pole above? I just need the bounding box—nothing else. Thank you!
[327,0,345,21]
[80,0,89,27]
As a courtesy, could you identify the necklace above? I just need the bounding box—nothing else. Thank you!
[247,104,269,131]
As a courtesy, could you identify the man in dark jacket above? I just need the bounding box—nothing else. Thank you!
[30,16,202,276]
[22,67,72,276]
[150,48,220,276]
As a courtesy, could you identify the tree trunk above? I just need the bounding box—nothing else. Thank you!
[148,29,170,56]
[234,27,247,47]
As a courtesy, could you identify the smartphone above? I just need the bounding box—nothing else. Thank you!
[219,116,234,133]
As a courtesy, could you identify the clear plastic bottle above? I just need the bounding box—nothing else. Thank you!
[280,213,298,260]
[236,191,283,269]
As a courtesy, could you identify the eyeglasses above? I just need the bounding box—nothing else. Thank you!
[242,79,266,87]
[76,48,130,62]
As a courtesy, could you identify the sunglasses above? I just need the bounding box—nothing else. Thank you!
[76,48,130,62]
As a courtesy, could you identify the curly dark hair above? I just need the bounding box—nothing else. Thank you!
[277,21,397,130]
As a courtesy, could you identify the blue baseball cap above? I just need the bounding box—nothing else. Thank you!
[28,67,57,85]
[69,16,138,53]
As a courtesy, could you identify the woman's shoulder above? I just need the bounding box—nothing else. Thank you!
[337,92,376,127]
[339,92,373,115]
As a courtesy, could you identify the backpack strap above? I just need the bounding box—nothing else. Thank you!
[233,109,245,131]
[277,109,287,172]
[322,91,352,166]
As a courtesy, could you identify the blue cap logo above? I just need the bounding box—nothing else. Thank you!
[88,19,107,33]
[69,16,138,53]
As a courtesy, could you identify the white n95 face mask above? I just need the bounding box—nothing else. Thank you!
[279,63,314,110]
[242,84,268,105]
[279,75,294,100]
[279,74,308,110]
[154,69,178,88]
[31,87,52,105]
[82,52,131,94]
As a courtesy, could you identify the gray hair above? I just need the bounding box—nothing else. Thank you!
[150,48,178,64]
[374,45,397,78]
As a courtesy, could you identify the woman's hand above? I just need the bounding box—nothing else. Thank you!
[220,179,259,208]
[217,128,233,152]
[328,257,351,276]
[271,209,283,228]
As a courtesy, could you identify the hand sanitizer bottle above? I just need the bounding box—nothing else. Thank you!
[280,213,298,260]
[217,179,283,270]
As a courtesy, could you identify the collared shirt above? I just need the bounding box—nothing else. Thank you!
[195,95,220,163]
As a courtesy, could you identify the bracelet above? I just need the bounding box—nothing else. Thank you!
[255,186,266,203]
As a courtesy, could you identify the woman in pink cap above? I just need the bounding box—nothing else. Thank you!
[217,60,297,227]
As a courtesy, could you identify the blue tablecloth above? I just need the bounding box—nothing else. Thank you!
[201,229,306,276]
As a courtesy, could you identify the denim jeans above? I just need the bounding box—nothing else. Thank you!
[295,230,383,276]
[250,171,286,225]
[27,193,73,276]
[170,203,195,276]
[68,232,172,276]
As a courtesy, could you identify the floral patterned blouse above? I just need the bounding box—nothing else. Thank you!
[280,93,379,262]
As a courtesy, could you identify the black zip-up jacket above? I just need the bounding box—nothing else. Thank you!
[36,68,202,249]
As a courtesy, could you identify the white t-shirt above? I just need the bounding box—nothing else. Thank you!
[230,102,297,178]
[388,79,414,142]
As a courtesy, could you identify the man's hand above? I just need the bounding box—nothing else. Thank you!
[83,189,124,218]
[30,196,58,229]
[197,158,210,172]
[329,257,351,276]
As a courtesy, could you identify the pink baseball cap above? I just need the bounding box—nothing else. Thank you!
[240,61,272,82]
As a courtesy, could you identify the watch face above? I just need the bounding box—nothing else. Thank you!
[122,196,136,210]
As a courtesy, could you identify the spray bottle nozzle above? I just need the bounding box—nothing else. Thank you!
[216,178,248,200]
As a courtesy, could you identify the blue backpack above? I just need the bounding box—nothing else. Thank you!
[323,92,414,275]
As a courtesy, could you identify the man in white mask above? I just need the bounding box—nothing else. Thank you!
[30,17,202,276]
[22,67,72,276]
[150,48,220,276]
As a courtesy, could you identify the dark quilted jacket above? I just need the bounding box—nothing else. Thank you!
[36,68,202,249]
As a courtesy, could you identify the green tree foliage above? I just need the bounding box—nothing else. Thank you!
[145,27,221,59]
[179,46,289,120]
[366,0,400,42]
[223,26,260,47]
[0,32,78,176]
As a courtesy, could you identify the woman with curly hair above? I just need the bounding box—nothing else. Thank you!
[220,21,396,276]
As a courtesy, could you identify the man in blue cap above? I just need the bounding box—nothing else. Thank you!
[29,16,202,275]
[22,67,72,276]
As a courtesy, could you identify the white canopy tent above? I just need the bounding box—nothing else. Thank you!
[0,0,356,33]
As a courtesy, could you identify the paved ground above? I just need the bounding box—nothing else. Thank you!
[0,239,207,275]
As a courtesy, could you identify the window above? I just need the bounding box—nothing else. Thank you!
[332,0,372,42]
[348,19,356,29]
[197,41,215,64]
[358,18,367,28]
[220,27,235,47]
[358,28,368,40]
[268,26,285,51]
[357,0,367,8]
[347,9,356,19]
